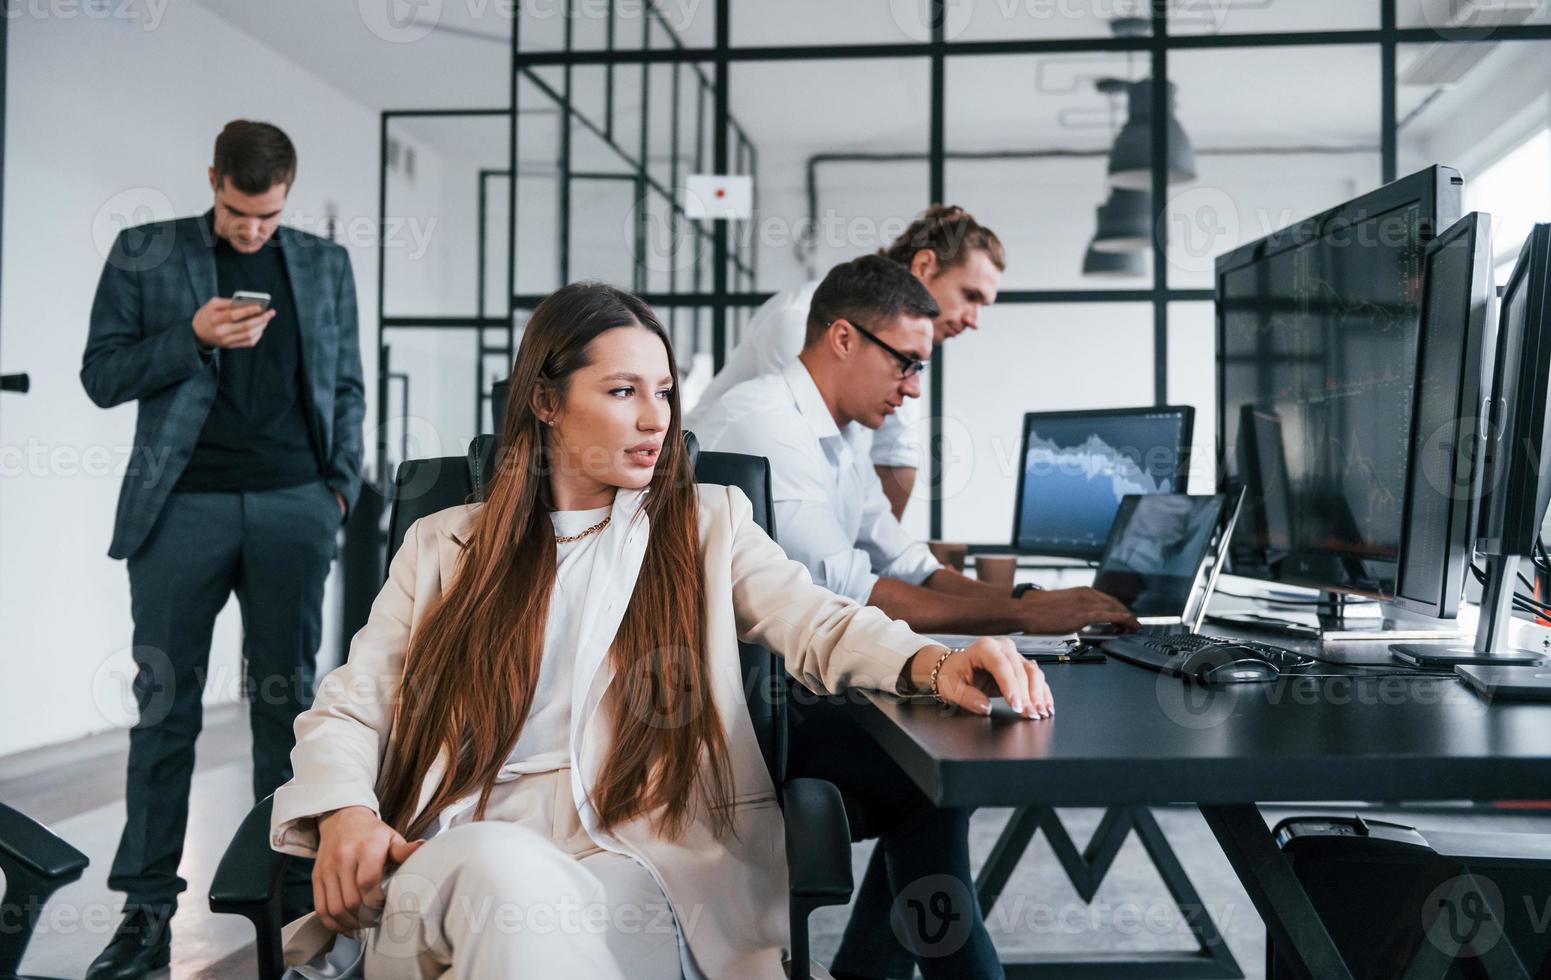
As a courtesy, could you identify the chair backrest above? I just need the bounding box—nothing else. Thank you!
[384,431,787,787]
[687,444,786,787]
[386,454,476,562]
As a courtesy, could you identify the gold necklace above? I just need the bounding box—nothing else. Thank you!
[554,514,611,544]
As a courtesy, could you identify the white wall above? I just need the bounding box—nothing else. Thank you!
[0,3,380,757]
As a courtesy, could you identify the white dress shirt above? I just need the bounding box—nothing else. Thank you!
[685,281,923,469]
[693,360,942,604]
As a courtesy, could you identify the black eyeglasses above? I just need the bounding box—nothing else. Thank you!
[835,319,930,378]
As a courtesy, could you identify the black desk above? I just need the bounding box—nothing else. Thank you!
[857,661,1551,980]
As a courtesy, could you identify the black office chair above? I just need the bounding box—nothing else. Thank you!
[0,803,91,980]
[210,431,854,980]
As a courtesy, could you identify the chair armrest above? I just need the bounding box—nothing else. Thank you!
[782,778,854,903]
[0,803,88,884]
[209,796,288,914]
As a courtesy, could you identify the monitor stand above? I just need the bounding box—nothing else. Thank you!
[1208,594,1470,666]
[1391,555,1546,668]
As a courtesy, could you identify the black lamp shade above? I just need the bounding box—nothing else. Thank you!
[1108,79,1197,190]
[1082,244,1146,278]
[1091,188,1152,253]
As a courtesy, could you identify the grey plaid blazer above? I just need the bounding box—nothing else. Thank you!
[81,209,366,560]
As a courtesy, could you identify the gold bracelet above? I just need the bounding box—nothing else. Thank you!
[928,647,962,705]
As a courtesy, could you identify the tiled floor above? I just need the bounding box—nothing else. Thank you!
[7,706,1549,979]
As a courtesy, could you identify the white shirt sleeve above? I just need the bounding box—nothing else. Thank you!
[854,455,942,587]
[734,414,888,605]
[771,498,886,605]
[869,398,923,469]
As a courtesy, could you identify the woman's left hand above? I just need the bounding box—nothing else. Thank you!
[907,637,1053,719]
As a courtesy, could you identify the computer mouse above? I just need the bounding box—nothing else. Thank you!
[1177,643,1281,684]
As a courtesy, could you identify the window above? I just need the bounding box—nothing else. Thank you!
[1464,126,1551,279]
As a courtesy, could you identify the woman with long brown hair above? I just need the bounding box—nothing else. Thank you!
[268,282,1050,978]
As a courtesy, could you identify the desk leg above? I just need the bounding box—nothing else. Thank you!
[976,806,1242,979]
[1198,804,1355,980]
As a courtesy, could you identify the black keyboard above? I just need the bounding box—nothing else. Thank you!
[1102,631,1318,679]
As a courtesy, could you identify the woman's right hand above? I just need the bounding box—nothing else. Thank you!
[313,805,425,934]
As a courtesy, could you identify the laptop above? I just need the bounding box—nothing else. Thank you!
[928,488,1244,660]
[1090,488,1244,632]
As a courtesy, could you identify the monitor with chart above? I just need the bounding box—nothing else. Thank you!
[1012,406,1195,560]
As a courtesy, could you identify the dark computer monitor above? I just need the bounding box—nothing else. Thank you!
[1011,406,1194,560]
[1393,222,1551,668]
[1235,404,1294,562]
[1391,213,1496,619]
[1476,222,1551,559]
[1216,165,1463,602]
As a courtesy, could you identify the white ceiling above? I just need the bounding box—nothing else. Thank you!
[193,0,1545,166]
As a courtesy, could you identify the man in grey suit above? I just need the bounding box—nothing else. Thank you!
[79,120,364,979]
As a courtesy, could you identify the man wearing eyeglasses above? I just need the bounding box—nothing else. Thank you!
[687,204,1003,520]
[696,254,1134,637]
[695,255,1133,980]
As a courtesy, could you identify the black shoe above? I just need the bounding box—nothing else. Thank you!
[84,905,172,980]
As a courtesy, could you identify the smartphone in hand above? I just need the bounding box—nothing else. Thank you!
[231,290,272,314]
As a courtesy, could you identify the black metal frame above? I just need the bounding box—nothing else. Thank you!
[977,805,1243,979]
[491,0,1551,540]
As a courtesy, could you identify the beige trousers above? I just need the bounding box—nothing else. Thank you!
[286,768,683,980]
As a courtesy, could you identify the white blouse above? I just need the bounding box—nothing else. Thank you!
[509,503,613,768]
[429,503,612,837]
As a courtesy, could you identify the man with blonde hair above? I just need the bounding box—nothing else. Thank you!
[688,204,1005,518]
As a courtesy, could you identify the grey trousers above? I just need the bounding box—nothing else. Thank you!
[108,480,339,911]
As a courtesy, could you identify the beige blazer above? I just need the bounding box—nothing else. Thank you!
[270,483,934,978]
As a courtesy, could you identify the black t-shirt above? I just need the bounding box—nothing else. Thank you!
[175,232,323,492]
